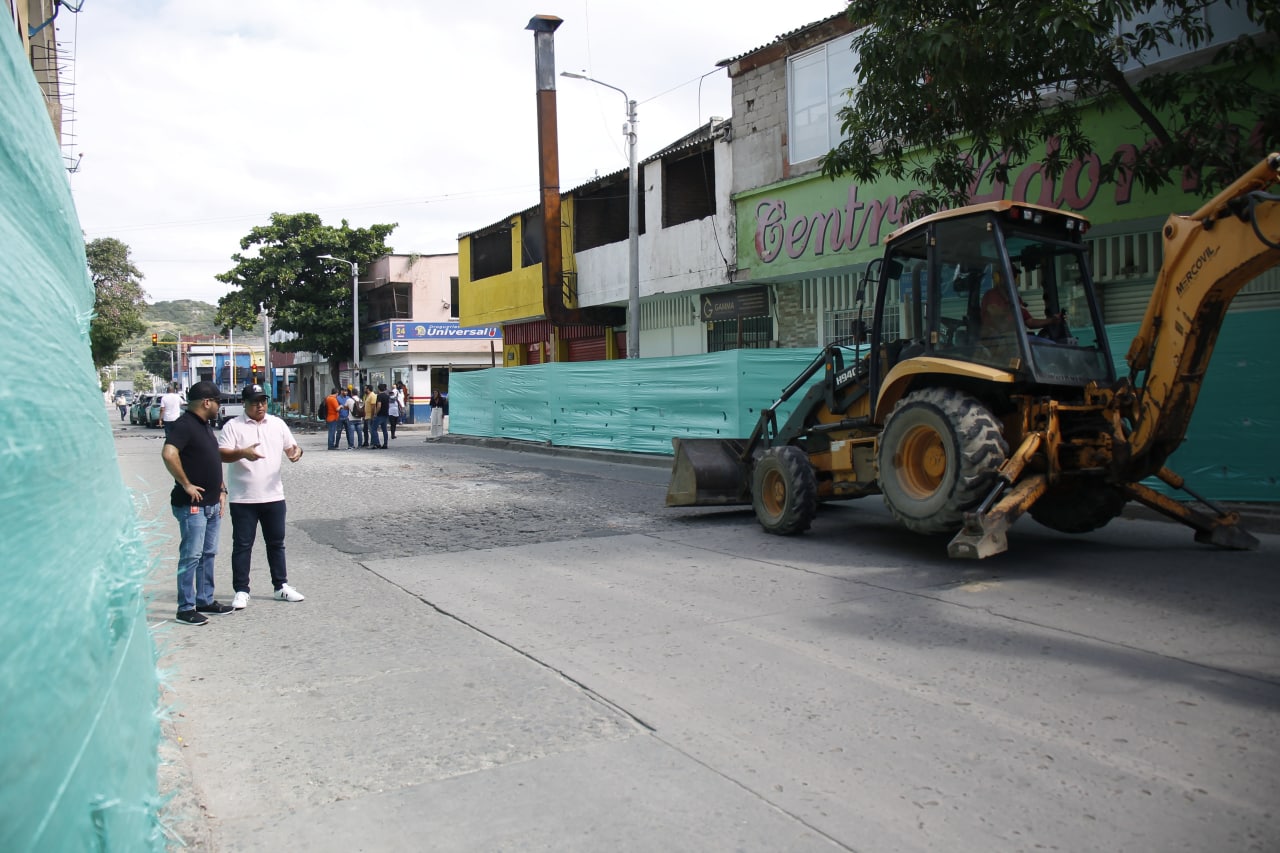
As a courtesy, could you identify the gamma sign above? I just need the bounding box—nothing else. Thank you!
[700,287,768,322]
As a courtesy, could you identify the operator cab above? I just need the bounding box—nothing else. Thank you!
[869,201,1114,391]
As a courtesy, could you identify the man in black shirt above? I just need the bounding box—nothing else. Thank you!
[162,381,235,625]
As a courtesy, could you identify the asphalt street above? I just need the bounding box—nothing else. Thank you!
[109,413,1280,853]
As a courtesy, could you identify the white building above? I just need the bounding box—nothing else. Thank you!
[292,252,500,419]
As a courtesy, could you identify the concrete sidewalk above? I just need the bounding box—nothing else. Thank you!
[130,428,839,852]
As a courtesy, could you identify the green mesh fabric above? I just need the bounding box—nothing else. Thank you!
[0,24,162,853]
[1106,310,1280,502]
[450,348,825,455]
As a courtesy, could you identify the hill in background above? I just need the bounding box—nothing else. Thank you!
[143,299,264,338]
[108,299,265,391]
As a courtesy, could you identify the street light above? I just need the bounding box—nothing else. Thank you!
[560,71,640,359]
[317,255,360,381]
[260,303,273,398]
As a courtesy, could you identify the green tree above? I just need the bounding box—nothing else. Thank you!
[141,333,177,382]
[822,0,1279,216]
[215,213,396,390]
[86,237,148,368]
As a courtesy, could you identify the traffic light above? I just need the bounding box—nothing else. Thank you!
[151,333,158,345]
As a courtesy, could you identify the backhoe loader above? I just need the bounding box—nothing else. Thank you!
[668,154,1280,558]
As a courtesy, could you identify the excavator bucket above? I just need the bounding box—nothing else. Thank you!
[666,438,752,506]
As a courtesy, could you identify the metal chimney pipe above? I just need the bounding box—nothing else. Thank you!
[527,15,566,355]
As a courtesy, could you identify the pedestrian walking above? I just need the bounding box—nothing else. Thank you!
[372,383,391,448]
[219,383,306,609]
[114,392,127,422]
[159,382,185,440]
[161,380,235,626]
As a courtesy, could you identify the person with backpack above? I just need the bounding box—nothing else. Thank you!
[350,387,367,447]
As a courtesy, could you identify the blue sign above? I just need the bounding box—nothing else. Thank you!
[373,322,501,341]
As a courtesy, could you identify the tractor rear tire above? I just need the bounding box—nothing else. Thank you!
[752,446,819,535]
[1030,481,1128,534]
[878,388,1008,534]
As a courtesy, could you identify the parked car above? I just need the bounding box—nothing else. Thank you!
[129,394,152,425]
[216,395,243,429]
[147,396,163,428]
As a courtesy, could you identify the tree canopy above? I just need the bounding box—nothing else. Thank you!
[86,237,148,368]
[821,0,1279,216]
[214,213,396,388]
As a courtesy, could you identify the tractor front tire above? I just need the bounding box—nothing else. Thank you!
[751,446,818,535]
[878,388,1007,534]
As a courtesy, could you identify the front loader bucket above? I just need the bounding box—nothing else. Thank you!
[666,438,752,506]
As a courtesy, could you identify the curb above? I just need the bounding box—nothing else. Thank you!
[427,433,672,469]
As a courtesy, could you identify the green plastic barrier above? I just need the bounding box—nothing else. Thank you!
[451,348,824,455]
[0,24,162,853]
[1106,310,1280,503]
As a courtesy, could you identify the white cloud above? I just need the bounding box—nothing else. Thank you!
[69,0,843,303]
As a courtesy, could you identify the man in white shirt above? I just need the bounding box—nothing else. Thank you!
[159,383,185,440]
[218,383,306,609]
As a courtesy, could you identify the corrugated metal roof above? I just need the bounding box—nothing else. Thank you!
[715,12,849,67]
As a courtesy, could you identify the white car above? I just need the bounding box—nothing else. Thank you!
[216,395,244,428]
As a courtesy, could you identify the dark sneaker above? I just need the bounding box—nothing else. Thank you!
[196,601,235,615]
[176,610,209,626]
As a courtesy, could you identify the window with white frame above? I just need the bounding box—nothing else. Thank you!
[1117,2,1260,70]
[788,33,859,165]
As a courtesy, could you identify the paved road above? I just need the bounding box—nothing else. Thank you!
[111,418,1280,853]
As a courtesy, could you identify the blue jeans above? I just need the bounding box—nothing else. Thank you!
[327,419,342,448]
[173,503,221,612]
[372,415,389,447]
[230,500,288,593]
[353,419,367,446]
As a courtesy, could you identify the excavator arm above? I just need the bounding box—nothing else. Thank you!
[1122,153,1280,479]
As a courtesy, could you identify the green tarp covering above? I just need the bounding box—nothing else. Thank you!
[1106,310,1280,502]
[452,348,824,455]
[0,23,162,853]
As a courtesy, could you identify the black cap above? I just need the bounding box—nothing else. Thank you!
[187,381,221,401]
[242,383,269,402]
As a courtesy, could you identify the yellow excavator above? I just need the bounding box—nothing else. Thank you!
[668,154,1280,558]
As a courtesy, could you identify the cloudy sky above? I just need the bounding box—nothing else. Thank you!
[65,0,845,305]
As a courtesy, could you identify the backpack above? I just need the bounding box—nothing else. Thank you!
[352,397,366,418]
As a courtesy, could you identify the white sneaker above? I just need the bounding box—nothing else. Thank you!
[231,591,250,610]
[273,583,305,602]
